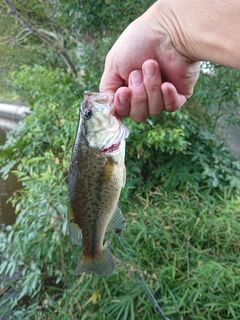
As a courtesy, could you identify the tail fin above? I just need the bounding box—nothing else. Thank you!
[74,247,115,276]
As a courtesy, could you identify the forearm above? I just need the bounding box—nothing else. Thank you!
[153,0,240,68]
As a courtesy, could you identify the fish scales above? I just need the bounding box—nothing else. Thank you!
[68,92,129,276]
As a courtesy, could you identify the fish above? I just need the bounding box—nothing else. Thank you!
[68,91,130,276]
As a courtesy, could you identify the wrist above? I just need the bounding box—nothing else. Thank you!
[146,0,197,62]
[153,0,240,69]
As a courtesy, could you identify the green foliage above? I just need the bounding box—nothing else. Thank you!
[122,106,240,194]
[68,0,155,90]
[195,63,240,127]
[0,66,83,308]
[11,65,81,105]
[64,0,154,35]
[0,2,64,99]
[0,62,240,319]
[0,65,83,177]
[0,0,155,98]
[2,188,240,319]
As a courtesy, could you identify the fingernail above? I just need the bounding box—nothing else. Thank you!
[119,92,129,105]
[145,62,156,79]
[130,70,143,87]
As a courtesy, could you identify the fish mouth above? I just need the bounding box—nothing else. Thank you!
[102,141,120,153]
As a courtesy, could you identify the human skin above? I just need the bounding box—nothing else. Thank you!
[100,0,240,122]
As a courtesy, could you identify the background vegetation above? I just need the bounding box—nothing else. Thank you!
[0,0,240,319]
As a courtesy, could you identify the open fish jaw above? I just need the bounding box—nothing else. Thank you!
[82,92,129,151]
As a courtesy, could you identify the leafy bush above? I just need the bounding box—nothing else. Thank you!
[2,187,240,319]
[195,63,240,127]
[122,105,240,196]
[0,66,83,306]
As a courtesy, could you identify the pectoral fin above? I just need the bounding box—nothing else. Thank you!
[106,206,126,234]
[99,160,115,184]
[68,204,82,245]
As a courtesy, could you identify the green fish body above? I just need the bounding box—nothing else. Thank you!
[68,92,129,276]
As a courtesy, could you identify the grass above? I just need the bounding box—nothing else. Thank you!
[9,186,240,319]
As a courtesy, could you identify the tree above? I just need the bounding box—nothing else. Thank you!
[0,0,155,97]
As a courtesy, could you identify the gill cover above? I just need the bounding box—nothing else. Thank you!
[81,92,130,151]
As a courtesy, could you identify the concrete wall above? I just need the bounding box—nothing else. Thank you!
[0,103,30,120]
[0,103,30,129]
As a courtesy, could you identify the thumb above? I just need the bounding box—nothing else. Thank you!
[100,65,126,93]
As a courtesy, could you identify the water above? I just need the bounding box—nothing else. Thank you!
[0,125,21,227]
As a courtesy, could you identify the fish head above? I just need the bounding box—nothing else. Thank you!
[80,92,129,153]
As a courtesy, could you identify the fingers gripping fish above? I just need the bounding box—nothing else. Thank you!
[68,92,129,276]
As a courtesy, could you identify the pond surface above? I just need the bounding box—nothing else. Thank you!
[0,124,21,228]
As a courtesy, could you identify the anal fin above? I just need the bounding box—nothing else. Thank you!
[106,206,126,234]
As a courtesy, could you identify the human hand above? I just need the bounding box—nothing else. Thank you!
[100,2,200,122]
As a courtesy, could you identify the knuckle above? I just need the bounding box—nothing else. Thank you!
[149,108,162,116]
[131,90,147,104]
[146,84,161,93]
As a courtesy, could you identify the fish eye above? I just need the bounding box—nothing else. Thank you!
[84,109,92,120]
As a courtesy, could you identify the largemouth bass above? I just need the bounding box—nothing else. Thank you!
[68,91,129,276]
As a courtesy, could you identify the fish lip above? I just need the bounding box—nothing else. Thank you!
[84,91,115,106]
[102,141,121,153]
